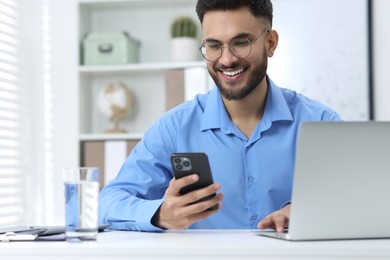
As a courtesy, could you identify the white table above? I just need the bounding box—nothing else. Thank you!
[1,230,390,259]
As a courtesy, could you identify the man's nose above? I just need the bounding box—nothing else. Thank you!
[218,46,240,65]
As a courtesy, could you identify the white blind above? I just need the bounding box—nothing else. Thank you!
[0,0,27,226]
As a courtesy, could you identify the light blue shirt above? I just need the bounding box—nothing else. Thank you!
[99,77,341,231]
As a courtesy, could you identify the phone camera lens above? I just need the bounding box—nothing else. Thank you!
[174,158,181,163]
[183,161,190,167]
[175,164,183,170]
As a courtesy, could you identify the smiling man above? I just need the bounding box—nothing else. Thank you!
[99,0,341,232]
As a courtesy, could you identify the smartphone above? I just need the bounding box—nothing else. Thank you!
[170,152,218,210]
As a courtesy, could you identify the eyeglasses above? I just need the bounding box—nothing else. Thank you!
[199,28,270,62]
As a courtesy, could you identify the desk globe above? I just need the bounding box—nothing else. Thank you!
[97,82,134,133]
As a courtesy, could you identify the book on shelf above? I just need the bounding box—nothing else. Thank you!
[81,139,139,188]
[165,66,210,110]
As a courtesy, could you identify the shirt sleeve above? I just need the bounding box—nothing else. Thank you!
[98,116,177,232]
[322,109,342,121]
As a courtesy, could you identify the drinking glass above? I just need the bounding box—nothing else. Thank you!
[63,167,100,241]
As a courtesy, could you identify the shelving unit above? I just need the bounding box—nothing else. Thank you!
[76,0,207,141]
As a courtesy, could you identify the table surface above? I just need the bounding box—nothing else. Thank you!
[1,229,390,260]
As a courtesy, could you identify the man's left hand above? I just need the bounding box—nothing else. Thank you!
[257,204,291,233]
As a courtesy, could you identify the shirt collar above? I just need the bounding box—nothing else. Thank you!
[201,76,293,132]
[201,86,231,132]
[264,77,294,123]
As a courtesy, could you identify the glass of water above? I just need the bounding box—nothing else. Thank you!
[63,167,100,242]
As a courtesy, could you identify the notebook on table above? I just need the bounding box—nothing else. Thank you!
[0,224,110,241]
[260,121,390,241]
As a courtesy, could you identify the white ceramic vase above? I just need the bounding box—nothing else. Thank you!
[171,37,198,62]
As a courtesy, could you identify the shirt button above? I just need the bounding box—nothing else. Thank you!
[248,176,255,183]
[251,214,258,220]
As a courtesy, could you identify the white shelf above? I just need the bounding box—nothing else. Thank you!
[78,0,195,6]
[79,61,206,75]
[79,133,143,141]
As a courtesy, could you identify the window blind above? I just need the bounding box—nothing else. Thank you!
[0,0,27,226]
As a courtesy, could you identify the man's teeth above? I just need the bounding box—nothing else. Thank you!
[223,69,244,76]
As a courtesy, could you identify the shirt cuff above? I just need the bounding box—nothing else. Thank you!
[106,198,165,232]
[280,201,291,209]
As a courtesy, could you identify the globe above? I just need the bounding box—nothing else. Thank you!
[97,82,134,133]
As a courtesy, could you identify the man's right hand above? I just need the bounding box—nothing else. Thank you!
[152,174,223,229]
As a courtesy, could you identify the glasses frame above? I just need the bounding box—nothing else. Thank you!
[199,28,270,62]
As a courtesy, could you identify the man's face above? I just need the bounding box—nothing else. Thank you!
[201,7,271,101]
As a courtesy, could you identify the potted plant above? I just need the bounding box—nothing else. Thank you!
[170,16,199,62]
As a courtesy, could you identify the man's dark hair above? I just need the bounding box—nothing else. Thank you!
[196,0,273,25]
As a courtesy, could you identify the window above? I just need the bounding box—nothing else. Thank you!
[0,0,28,226]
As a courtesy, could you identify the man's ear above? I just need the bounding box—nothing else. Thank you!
[266,29,279,57]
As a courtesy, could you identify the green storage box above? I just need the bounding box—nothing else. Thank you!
[82,32,140,65]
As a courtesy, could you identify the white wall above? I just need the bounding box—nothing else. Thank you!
[269,0,369,121]
[373,0,390,120]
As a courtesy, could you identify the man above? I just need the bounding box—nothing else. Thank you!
[99,0,340,232]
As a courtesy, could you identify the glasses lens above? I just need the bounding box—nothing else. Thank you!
[200,41,222,61]
[230,38,251,59]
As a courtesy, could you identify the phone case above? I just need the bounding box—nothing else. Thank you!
[170,153,218,210]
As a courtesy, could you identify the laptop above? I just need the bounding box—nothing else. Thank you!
[260,121,390,241]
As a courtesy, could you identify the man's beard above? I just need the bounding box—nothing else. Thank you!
[209,58,267,101]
